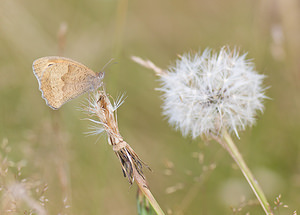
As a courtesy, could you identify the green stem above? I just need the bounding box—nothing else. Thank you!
[222,130,273,215]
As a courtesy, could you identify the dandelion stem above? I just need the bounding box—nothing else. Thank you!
[221,130,273,215]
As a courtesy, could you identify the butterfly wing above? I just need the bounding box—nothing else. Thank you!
[32,56,98,109]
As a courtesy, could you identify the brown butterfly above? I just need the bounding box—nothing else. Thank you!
[32,56,104,109]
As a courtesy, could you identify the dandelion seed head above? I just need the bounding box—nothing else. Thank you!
[158,47,267,138]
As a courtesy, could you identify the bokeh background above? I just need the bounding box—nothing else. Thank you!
[1,0,300,214]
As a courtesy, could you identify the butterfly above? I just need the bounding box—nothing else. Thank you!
[32,56,104,109]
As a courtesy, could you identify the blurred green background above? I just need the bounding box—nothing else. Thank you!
[1,0,300,214]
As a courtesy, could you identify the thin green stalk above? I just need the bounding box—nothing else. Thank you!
[221,130,273,215]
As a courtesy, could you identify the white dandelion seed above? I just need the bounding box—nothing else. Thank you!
[158,47,267,139]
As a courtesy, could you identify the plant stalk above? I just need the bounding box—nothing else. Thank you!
[133,167,165,215]
[222,130,273,215]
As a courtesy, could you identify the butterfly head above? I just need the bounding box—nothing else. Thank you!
[90,72,105,91]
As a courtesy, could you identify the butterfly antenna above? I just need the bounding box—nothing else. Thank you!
[100,58,117,73]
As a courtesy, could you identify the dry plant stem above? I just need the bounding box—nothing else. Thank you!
[112,142,164,215]
[113,142,165,215]
[131,56,167,76]
[132,164,165,215]
[220,130,273,215]
[87,91,165,215]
